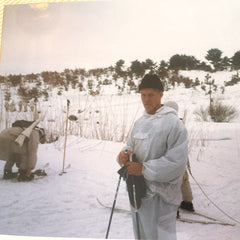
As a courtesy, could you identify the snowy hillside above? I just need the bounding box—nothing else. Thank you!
[0,70,240,240]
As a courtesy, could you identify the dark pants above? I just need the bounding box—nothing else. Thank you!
[4,153,21,172]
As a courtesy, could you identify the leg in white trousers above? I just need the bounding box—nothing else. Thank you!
[131,193,178,240]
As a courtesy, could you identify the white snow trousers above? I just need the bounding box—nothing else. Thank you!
[131,193,178,240]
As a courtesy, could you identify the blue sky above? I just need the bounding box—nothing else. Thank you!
[1,0,240,75]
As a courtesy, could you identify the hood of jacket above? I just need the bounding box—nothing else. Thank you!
[143,105,178,119]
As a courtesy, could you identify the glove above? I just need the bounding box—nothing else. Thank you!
[120,153,147,209]
[117,165,128,180]
[126,162,143,176]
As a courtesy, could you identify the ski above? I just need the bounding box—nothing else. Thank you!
[178,209,235,226]
[3,169,47,182]
[33,169,47,176]
[30,174,47,181]
[97,198,130,214]
[97,198,235,226]
[179,208,219,221]
[191,210,221,222]
[177,216,235,226]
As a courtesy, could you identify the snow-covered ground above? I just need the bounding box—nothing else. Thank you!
[0,71,240,240]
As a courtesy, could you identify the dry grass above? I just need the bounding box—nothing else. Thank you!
[209,99,238,122]
[194,99,238,123]
[0,94,142,143]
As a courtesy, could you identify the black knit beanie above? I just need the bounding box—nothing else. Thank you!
[139,74,164,91]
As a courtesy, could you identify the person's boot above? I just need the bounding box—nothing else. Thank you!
[3,169,18,180]
[18,169,34,182]
[180,201,195,212]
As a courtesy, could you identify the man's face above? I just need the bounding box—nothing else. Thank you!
[140,88,163,114]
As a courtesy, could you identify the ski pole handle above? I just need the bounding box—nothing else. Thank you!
[124,149,132,162]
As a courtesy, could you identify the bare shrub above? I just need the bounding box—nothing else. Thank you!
[224,74,240,86]
[194,100,238,122]
[209,100,238,122]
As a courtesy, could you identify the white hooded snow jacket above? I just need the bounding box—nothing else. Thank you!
[124,105,188,206]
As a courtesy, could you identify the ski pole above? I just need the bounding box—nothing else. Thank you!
[105,174,122,239]
[59,99,70,176]
[130,153,141,240]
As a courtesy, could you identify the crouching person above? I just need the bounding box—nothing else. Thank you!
[0,121,46,181]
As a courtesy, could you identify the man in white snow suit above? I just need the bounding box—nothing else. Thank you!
[0,122,46,181]
[118,74,188,240]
